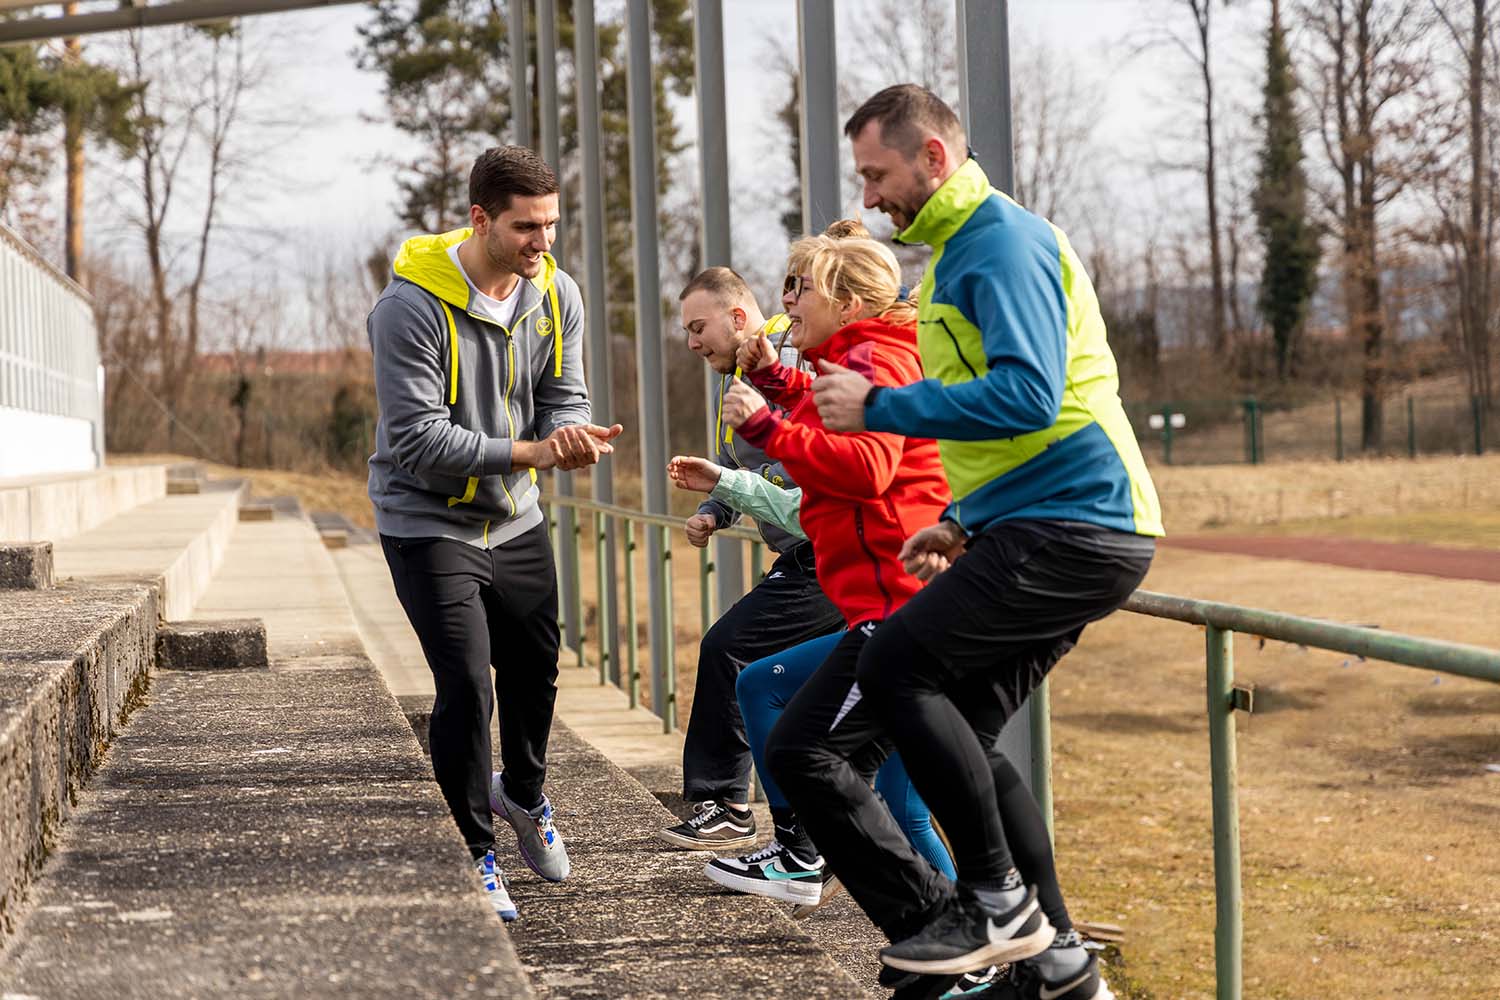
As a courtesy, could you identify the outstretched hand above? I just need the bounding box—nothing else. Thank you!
[898,520,967,582]
[668,455,723,494]
[811,358,872,432]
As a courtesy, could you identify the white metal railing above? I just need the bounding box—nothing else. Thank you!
[0,220,102,471]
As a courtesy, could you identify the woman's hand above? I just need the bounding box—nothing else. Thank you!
[736,333,778,372]
[721,377,767,429]
[668,455,723,493]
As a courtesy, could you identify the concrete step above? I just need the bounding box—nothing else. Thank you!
[0,579,159,939]
[0,465,167,544]
[0,509,534,998]
[52,482,245,621]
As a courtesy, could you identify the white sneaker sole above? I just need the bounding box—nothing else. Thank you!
[655,826,758,852]
[703,861,824,905]
[881,912,1056,975]
[792,874,843,919]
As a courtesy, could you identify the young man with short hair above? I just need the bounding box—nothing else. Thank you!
[774,86,1162,1000]
[367,145,622,921]
[660,267,844,852]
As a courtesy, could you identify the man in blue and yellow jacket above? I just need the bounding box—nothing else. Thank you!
[780,86,1161,1000]
[367,146,621,923]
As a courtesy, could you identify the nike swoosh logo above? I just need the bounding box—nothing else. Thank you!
[1039,969,1092,1000]
[987,898,1037,943]
[761,860,818,880]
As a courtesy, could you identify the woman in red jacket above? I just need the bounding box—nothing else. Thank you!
[709,237,984,977]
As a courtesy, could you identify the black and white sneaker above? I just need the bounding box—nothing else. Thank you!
[791,870,843,919]
[995,955,1114,1000]
[657,800,757,851]
[880,886,1054,976]
[941,966,1003,997]
[878,964,960,1000]
[703,839,825,905]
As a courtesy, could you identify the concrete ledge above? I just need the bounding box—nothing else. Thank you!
[54,483,246,621]
[156,619,268,671]
[165,478,201,495]
[0,466,168,545]
[0,580,158,938]
[397,694,431,755]
[0,655,534,998]
[0,542,52,589]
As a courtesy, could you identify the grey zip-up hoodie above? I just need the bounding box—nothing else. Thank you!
[367,228,590,548]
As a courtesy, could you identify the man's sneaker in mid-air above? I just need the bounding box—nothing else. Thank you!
[703,839,825,905]
[474,849,518,922]
[656,799,757,851]
[878,964,959,1000]
[491,775,571,882]
[880,886,1054,976]
[791,871,843,919]
[990,955,1114,1000]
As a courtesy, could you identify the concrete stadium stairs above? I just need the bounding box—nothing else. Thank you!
[0,466,877,998]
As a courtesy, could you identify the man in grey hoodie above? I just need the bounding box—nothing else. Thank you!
[367,145,622,921]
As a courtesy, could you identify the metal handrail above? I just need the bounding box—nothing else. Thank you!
[540,492,1500,1000]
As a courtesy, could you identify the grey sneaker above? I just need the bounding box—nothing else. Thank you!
[491,775,571,882]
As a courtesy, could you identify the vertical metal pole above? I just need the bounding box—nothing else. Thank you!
[625,0,672,718]
[575,0,620,685]
[749,539,765,582]
[625,519,640,709]
[595,511,610,684]
[694,0,746,617]
[1334,397,1344,461]
[957,0,1015,195]
[796,0,840,234]
[536,0,581,667]
[1474,395,1485,455]
[699,544,714,637]
[659,525,677,733]
[1206,625,1243,1000]
[956,0,1032,793]
[509,0,531,149]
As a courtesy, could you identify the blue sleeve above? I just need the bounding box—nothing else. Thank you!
[865,233,1067,441]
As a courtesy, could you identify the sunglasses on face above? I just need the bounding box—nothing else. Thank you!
[783,274,813,300]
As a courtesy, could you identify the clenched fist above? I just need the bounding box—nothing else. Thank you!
[898,520,967,582]
[684,513,717,548]
[736,333,777,373]
[721,378,767,429]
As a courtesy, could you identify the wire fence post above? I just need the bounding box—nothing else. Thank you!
[625,519,640,710]
[658,524,676,734]
[1334,397,1344,462]
[1474,395,1485,455]
[1408,395,1417,459]
[1206,625,1243,1000]
[595,511,610,684]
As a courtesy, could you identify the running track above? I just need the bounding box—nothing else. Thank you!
[1160,535,1500,584]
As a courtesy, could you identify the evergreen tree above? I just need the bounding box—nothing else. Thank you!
[1252,0,1320,379]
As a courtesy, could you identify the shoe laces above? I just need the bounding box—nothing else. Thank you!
[475,850,499,891]
[686,800,725,829]
[534,800,558,847]
[740,839,785,864]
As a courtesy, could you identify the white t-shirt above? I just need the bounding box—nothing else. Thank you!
[449,243,523,329]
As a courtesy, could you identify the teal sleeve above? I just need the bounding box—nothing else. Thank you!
[710,468,806,540]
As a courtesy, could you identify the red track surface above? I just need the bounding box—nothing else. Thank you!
[1161,535,1500,584]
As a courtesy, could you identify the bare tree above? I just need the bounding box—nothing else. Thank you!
[1304,0,1432,451]
[1426,0,1496,418]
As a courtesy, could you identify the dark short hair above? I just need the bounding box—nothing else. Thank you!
[469,145,559,217]
[843,84,966,159]
[823,218,871,240]
[679,266,754,305]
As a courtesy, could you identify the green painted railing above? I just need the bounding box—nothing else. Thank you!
[543,494,1500,1000]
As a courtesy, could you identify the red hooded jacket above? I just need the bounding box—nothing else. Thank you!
[738,315,951,627]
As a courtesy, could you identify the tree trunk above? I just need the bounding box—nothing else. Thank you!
[63,4,84,286]
[1194,0,1228,352]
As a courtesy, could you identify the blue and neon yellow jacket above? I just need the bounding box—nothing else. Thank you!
[865,159,1163,537]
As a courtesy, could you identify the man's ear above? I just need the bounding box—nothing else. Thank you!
[469,204,488,234]
[730,305,748,332]
[923,137,947,177]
